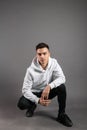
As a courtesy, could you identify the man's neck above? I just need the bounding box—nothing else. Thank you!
[41,63,48,70]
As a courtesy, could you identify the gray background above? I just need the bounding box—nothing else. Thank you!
[0,0,87,130]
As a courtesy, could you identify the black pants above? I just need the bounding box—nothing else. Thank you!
[17,84,66,114]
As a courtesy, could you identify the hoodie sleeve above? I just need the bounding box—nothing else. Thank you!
[49,59,66,89]
[22,68,39,104]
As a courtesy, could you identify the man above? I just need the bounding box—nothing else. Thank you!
[17,42,73,127]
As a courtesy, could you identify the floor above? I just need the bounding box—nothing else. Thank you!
[0,99,87,130]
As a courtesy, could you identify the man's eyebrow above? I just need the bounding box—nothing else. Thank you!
[37,52,47,54]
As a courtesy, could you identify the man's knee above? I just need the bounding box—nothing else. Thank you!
[58,84,66,93]
[17,96,26,110]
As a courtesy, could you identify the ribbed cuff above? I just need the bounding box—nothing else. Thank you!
[35,97,40,104]
[49,82,55,89]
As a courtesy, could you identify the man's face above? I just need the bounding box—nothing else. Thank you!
[36,47,50,69]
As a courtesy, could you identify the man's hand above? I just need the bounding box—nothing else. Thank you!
[41,85,51,100]
[38,85,51,106]
[38,97,51,106]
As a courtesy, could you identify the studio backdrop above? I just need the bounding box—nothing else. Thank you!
[0,0,87,107]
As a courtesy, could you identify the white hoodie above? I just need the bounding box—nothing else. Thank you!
[22,57,66,104]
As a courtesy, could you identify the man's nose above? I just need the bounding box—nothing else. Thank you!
[41,54,44,58]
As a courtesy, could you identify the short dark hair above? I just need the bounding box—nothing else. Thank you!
[36,42,49,50]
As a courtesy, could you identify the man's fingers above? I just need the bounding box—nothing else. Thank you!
[43,100,51,106]
[42,99,51,104]
[39,98,51,106]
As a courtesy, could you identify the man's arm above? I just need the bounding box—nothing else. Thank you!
[49,60,66,89]
[22,69,39,104]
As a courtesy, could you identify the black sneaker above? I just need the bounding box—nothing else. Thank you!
[56,113,73,127]
[26,104,37,117]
